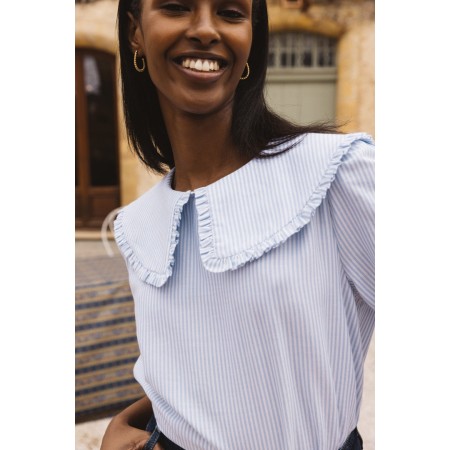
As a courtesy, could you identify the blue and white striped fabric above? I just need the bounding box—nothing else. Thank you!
[115,132,375,450]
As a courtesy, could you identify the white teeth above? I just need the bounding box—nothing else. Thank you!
[180,58,221,72]
[194,59,203,70]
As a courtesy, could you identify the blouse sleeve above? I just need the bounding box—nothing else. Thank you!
[327,138,375,309]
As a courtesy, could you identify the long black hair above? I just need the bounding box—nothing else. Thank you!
[117,0,337,174]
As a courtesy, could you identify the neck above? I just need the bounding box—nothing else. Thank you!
[160,103,250,191]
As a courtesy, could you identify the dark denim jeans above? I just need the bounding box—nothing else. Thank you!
[144,415,184,450]
[144,415,363,450]
[339,428,363,450]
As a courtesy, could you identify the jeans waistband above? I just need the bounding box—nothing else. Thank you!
[145,416,363,450]
[145,416,184,450]
[339,428,363,450]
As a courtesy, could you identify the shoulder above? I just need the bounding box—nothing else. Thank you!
[324,133,375,195]
[192,132,373,273]
[257,132,373,183]
[268,131,373,161]
[257,132,374,192]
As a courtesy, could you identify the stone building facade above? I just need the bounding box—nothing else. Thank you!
[75,0,374,224]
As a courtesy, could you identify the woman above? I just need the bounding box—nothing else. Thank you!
[101,0,374,449]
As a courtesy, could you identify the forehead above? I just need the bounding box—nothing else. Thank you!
[139,0,254,7]
[128,0,260,28]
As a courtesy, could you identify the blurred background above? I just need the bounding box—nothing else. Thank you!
[75,0,374,448]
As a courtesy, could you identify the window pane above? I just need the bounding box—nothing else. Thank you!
[83,53,118,187]
[268,32,337,69]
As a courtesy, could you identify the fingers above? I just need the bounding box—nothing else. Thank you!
[131,437,163,450]
[100,425,150,450]
[130,437,150,450]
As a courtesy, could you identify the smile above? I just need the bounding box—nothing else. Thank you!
[175,57,225,73]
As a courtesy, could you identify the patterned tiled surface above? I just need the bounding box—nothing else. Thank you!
[76,239,121,259]
[76,255,128,286]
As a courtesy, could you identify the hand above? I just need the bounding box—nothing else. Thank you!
[100,415,164,450]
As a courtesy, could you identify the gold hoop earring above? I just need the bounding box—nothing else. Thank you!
[240,63,250,80]
[134,50,146,73]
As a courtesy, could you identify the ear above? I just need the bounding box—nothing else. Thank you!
[127,12,144,53]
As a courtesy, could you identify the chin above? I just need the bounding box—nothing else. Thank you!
[180,94,235,117]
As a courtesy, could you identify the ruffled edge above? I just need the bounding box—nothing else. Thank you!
[114,193,190,287]
[196,133,374,273]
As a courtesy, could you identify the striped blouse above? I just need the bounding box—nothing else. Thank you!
[115,132,375,450]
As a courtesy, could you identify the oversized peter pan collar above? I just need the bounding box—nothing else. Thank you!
[114,132,373,287]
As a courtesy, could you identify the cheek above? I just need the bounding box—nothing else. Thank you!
[235,29,252,64]
[142,33,169,80]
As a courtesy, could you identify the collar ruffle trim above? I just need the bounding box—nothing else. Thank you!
[114,132,373,287]
[115,192,189,287]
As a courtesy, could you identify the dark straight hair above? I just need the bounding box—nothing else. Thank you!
[117,0,337,174]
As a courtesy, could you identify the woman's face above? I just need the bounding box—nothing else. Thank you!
[130,0,252,117]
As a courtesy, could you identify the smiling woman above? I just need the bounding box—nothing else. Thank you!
[127,0,252,123]
[99,1,374,449]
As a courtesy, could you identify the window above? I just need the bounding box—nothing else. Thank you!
[268,32,337,70]
[265,31,338,125]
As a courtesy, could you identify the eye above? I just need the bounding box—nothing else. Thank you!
[218,9,245,20]
[161,3,189,13]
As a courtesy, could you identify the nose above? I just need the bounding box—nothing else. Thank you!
[185,8,220,46]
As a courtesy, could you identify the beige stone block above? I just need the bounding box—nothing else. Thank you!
[268,5,343,37]
[336,21,375,136]
[75,0,118,53]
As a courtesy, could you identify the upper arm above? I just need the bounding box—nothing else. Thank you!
[327,139,375,309]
